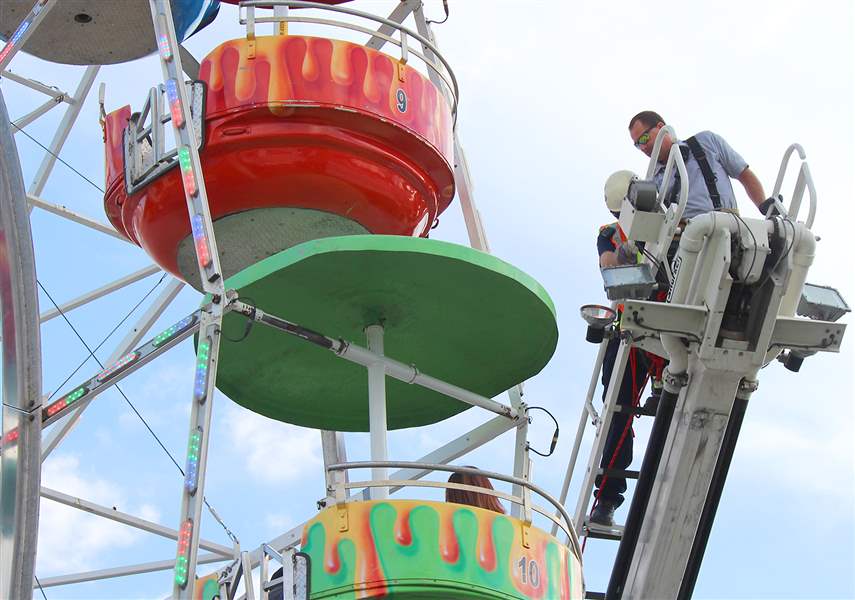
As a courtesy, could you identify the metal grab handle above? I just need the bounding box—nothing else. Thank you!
[771,143,816,229]
[238,0,460,125]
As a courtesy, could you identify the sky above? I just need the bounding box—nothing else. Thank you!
[2,0,853,598]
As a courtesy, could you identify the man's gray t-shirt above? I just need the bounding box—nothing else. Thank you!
[654,131,748,219]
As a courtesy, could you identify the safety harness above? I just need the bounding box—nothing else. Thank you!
[664,135,722,211]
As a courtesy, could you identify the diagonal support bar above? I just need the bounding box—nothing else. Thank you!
[38,265,161,324]
[28,65,100,197]
[40,486,233,557]
[41,278,185,460]
[27,194,129,243]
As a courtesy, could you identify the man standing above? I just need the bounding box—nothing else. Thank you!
[590,113,774,526]
[628,110,771,217]
[589,170,652,527]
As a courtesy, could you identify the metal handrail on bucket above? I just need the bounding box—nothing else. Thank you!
[238,0,460,126]
[326,461,582,560]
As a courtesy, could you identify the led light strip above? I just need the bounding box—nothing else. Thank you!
[184,427,203,494]
[153,313,198,348]
[95,351,140,383]
[174,518,194,587]
[194,338,211,401]
[190,214,212,268]
[165,79,185,127]
[43,385,89,419]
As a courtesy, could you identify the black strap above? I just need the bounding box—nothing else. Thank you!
[685,136,721,209]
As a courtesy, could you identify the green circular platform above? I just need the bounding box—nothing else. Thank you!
[214,235,558,430]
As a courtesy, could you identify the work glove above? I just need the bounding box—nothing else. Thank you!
[616,241,638,265]
[758,194,784,218]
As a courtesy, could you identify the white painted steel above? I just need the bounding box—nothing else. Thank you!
[35,552,228,588]
[38,265,161,324]
[0,85,43,600]
[40,278,184,460]
[365,324,388,500]
[572,340,632,531]
[1,70,69,100]
[28,66,99,198]
[27,194,128,242]
[12,96,64,130]
[40,486,232,557]
[149,3,227,597]
[337,340,517,419]
[553,336,609,536]
[508,385,527,519]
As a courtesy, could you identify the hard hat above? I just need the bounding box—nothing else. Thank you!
[604,170,638,212]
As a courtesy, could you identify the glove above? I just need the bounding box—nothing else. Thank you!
[758,194,783,218]
[616,241,638,265]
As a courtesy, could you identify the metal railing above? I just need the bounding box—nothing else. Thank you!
[771,143,817,228]
[238,0,459,125]
[326,461,582,560]
[124,80,205,194]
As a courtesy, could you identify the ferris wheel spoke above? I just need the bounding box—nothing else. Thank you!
[41,278,185,460]
[27,194,130,243]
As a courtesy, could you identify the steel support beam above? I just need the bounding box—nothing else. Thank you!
[27,194,128,243]
[12,96,65,130]
[35,552,228,588]
[40,486,232,557]
[28,66,100,197]
[0,82,43,600]
[365,0,420,50]
[1,70,69,101]
[41,277,184,460]
[38,264,162,325]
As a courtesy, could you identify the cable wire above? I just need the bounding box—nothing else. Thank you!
[34,574,48,600]
[46,273,167,401]
[9,121,104,193]
[37,280,239,544]
[525,405,559,457]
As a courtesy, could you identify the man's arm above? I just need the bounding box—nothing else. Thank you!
[737,167,766,208]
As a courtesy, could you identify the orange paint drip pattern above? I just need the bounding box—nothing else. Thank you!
[199,35,452,162]
[302,500,584,599]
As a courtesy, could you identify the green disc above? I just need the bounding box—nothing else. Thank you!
[214,235,558,430]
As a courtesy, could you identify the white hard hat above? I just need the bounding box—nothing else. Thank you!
[604,170,638,212]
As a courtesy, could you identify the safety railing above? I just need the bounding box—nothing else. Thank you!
[770,143,817,229]
[326,461,582,559]
[238,0,459,125]
[124,80,205,194]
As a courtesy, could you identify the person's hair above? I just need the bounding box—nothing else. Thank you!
[628,110,665,130]
[445,468,506,514]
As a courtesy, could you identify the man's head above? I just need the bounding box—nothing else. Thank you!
[629,110,670,162]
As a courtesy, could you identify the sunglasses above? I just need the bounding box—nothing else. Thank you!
[634,126,655,149]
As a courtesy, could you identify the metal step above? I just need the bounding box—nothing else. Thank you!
[584,521,624,541]
[614,403,657,417]
[598,467,640,480]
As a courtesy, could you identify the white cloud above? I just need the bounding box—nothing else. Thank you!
[37,454,163,575]
[225,405,322,484]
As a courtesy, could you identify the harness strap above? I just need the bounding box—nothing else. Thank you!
[685,135,722,209]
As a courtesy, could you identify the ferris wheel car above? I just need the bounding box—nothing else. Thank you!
[102,33,455,287]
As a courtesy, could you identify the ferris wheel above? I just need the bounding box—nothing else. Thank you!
[1,2,585,599]
[1,2,849,600]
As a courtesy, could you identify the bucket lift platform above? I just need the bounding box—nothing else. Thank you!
[559,132,848,599]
